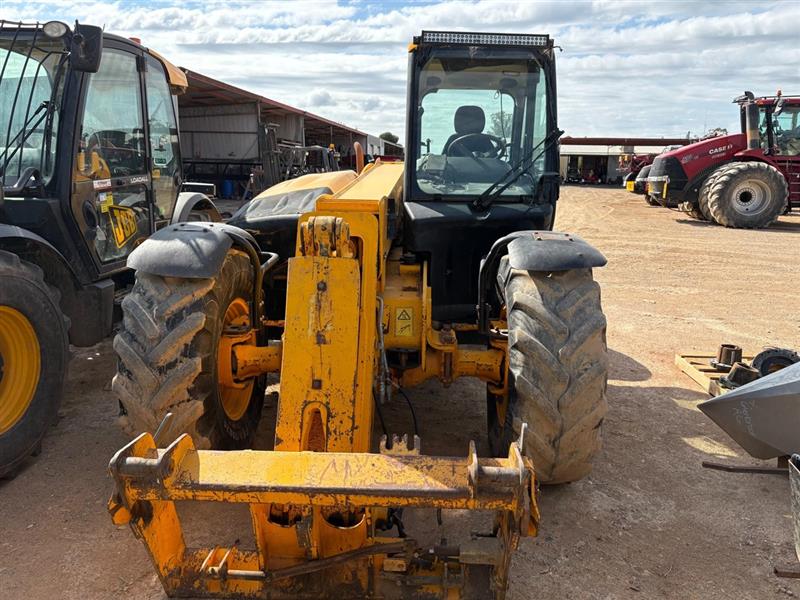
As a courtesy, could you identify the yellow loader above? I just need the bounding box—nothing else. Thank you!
[108,30,608,598]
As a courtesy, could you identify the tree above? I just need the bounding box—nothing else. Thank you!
[701,127,728,140]
[379,131,399,144]
[489,112,512,138]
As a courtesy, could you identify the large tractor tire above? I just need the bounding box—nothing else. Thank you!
[707,161,788,228]
[490,257,608,484]
[695,171,719,222]
[678,201,706,220]
[0,251,69,478]
[113,249,265,449]
[678,170,721,221]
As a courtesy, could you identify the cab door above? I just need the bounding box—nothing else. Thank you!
[771,105,800,204]
[70,43,152,271]
[143,53,181,227]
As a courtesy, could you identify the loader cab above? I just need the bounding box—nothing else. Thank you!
[405,31,559,204]
[0,21,185,280]
[402,32,560,321]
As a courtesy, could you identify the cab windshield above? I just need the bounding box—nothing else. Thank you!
[0,34,67,189]
[413,52,548,199]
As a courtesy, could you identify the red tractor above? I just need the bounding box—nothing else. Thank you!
[648,92,800,228]
[622,153,655,195]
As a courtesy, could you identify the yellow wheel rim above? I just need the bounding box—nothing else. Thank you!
[0,306,41,434]
[218,298,254,421]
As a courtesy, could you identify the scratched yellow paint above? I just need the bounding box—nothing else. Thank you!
[274,255,361,453]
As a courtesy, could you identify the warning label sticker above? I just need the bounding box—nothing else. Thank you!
[395,307,413,337]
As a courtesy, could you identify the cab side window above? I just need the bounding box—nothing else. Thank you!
[79,49,146,177]
[774,106,800,156]
[145,56,181,220]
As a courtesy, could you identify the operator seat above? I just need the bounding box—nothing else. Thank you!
[442,105,496,156]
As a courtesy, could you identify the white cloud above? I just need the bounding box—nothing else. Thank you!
[307,89,336,107]
[6,0,800,139]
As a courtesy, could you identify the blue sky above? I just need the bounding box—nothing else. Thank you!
[7,0,800,140]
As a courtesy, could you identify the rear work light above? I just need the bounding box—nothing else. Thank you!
[421,30,550,47]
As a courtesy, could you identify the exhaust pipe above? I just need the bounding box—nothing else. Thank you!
[745,99,760,150]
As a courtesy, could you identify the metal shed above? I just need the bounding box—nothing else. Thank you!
[177,69,370,200]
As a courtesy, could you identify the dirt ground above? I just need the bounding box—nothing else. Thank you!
[1,187,799,599]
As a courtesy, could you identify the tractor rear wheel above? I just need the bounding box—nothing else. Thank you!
[0,251,69,478]
[707,162,788,228]
[490,257,608,484]
[113,249,265,448]
[679,172,720,220]
[696,171,719,221]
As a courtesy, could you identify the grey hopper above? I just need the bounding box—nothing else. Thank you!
[698,362,800,459]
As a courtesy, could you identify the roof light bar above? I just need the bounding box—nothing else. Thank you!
[421,31,550,47]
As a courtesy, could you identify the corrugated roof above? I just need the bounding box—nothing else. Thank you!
[562,136,692,146]
[179,69,369,138]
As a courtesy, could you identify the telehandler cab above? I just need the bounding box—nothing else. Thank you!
[109,31,608,598]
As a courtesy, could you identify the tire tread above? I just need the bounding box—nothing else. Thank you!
[499,258,608,484]
[112,250,262,449]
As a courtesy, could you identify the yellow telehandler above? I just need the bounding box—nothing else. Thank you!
[108,31,608,598]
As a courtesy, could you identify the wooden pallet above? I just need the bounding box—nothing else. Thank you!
[675,352,755,397]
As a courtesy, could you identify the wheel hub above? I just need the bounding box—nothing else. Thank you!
[0,306,41,434]
[732,178,770,215]
[217,298,255,421]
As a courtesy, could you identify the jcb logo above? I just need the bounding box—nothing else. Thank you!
[108,205,138,248]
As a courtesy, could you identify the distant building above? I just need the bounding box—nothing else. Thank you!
[176,69,402,198]
[559,136,692,184]
[366,134,404,158]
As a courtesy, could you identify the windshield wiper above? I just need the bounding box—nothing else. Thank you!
[1,101,48,164]
[0,101,50,187]
[472,128,563,211]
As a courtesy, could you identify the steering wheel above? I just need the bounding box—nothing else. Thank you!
[447,133,507,159]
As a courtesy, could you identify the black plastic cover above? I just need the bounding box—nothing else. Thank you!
[127,222,258,279]
[231,187,331,220]
[227,187,331,260]
[506,231,607,271]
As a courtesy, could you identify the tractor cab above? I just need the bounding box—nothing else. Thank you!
[739,92,800,156]
[0,20,203,479]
